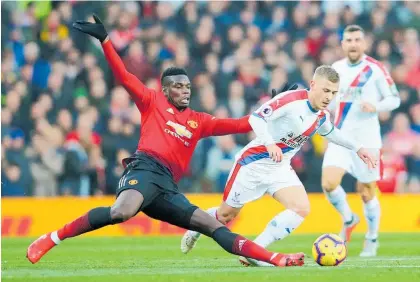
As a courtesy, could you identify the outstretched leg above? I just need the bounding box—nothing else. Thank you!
[144,192,304,267]
[188,208,304,267]
[27,189,144,264]
[181,202,240,254]
[238,185,308,267]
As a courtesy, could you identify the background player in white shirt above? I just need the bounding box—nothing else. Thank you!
[321,25,401,257]
[181,66,377,266]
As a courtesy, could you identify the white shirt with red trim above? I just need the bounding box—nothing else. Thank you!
[241,89,333,167]
[331,55,400,149]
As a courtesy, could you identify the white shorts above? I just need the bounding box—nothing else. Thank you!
[223,160,303,208]
[322,143,381,183]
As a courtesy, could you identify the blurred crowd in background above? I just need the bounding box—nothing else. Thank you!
[1,1,419,197]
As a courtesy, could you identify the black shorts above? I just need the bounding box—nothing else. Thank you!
[116,152,198,229]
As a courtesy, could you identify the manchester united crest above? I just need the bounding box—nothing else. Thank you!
[187,120,198,129]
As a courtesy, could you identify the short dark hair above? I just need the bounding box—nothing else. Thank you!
[161,67,188,84]
[343,25,365,34]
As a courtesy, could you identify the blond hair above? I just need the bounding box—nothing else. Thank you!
[313,65,340,83]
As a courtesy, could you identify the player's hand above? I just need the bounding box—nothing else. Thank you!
[357,148,378,169]
[266,144,283,162]
[73,14,108,43]
[360,102,376,113]
[271,82,299,98]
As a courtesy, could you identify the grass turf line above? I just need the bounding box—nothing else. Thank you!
[2,234,420,282]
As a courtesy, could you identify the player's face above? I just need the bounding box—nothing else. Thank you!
[342,31,366,64]
[311,77,339,110]
[164,75,191,110]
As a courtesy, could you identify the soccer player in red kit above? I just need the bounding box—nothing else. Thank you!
[26,15,304,267]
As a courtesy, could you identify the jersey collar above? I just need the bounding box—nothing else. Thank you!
[346,54,366,67]
[306,100,318,113]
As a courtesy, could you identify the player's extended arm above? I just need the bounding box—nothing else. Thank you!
[249,106,285,162]
[248,113,276,145]
[375,95,400,112]
[375,64,401,112]
[101,39,152,109]
[319,113,376,168]
[248,96,287,145]
[73,15,152,112]
[201,115,252,138]
[318,111,361,151]
[320,127,362,152]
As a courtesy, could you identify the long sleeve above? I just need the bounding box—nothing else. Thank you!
[101,40,155,112]
[200,114,252,138]
[323,127,362,152]
[248,113,276,145]
[247,92,293,145]
[317,111,361,151]
[376,95,400,112]
[374,61,400,112]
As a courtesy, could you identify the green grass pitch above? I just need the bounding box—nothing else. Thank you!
[2,234,420,282]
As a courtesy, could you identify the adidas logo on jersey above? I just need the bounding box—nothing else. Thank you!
[166,108,174,114]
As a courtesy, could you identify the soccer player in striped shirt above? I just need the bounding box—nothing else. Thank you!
[181,65,377,266]
[322,25,400,257]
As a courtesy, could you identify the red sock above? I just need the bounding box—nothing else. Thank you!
[233,235,279,265]
[57,213,92,240]
[56,207,112,240]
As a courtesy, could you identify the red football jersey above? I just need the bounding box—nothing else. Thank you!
[102,40,251,181]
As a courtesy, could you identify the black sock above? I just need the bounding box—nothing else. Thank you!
[88,207,113,228]
[211,226,237,254]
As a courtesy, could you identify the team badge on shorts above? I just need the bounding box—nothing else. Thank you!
[128,179,138,185]
[187,120,198,129]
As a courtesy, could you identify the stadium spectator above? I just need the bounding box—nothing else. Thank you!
[384,113,419,158]
[406,143,420,193]
[377,143,408,194]
[205,135,242,192]
[410,104,420,133]
[29,128,64,197]
[59,139,90,196]
[1,1,419,195]
[2,128,33,196]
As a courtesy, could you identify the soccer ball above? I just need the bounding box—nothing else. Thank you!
[312,233,347,266]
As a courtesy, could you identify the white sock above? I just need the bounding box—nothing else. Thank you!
[363,197,380,240]
[189,207,219,239]
[253,209,304,248]
[50,231,61,245]
[326,185,353,223]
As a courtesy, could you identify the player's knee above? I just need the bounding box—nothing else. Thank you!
[360,189,375,203]
[290,204,310,218]
[110,206,135,223]
[321,178,339,193]
[358,183,376,203]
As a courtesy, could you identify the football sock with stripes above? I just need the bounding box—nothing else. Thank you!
[253,209,304,248]
[212,227,280,265]
[53,207,113,243]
